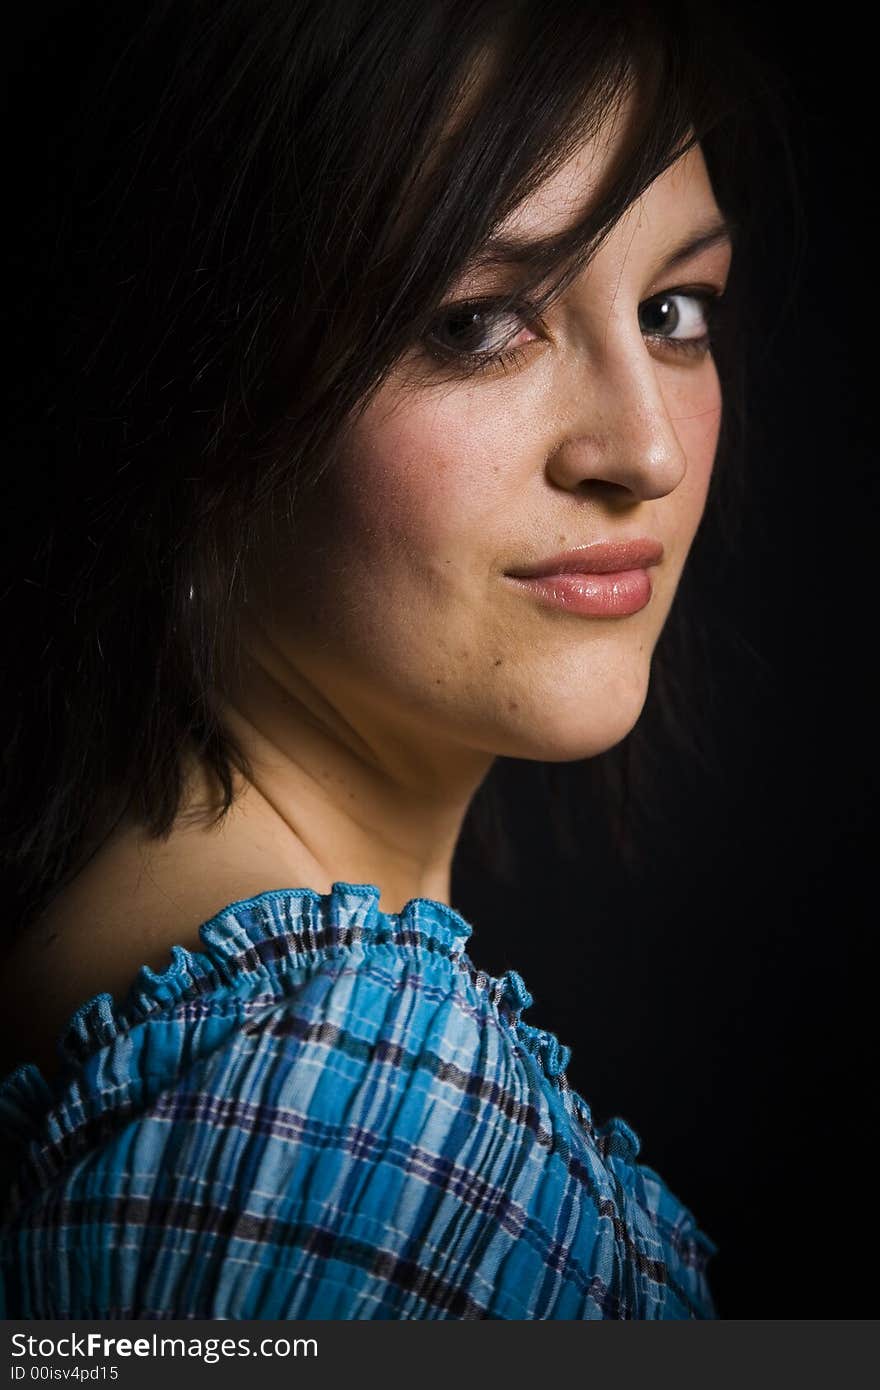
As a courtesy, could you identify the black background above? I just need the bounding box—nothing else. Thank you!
[455,7,875,1318]
[3,3,874,1323]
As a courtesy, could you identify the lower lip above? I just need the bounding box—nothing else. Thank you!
[503,569,653,616]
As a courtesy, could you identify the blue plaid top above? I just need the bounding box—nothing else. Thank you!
[0,881,717,1319]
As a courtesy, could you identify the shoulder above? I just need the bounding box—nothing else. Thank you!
[2,884,523,1317]
[1,883,717,1319]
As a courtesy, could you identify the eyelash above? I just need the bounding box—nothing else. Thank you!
[421,288,728,376]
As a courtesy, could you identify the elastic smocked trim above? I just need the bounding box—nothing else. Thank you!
[493,966,574,1085]
[489,967,644,1166]
[0,880,584,1124]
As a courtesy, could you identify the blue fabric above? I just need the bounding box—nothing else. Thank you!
[0,881,717,1319]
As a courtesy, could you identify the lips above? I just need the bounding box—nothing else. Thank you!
[505,538,664,579]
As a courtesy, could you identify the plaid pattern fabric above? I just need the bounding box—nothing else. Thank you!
[0,881,717,1319]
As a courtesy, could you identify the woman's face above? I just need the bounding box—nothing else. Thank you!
[248,118,733,769]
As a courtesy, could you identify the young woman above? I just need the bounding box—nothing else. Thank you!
[0,0,791,1318]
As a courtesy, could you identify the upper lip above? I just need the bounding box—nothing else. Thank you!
[506,538,664,579]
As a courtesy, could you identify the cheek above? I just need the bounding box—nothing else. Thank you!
[254,381,531,668]
[266,389,525,703]
[336,388,518,565]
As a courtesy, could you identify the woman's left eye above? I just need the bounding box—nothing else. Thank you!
[638,289,724,356]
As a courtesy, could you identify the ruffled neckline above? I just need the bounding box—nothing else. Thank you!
[0,879,641,1167]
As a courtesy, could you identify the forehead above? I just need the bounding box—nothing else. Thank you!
[495,98,718,251]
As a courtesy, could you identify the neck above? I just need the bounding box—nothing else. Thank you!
[195,621,494,915]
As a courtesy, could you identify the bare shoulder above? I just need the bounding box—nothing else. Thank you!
[0,788,318,1084]
[0,767,329,1078]
[0,825,204,1083]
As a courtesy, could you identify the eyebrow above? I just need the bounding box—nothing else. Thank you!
[653,215,737,274]
[463,213,736,276]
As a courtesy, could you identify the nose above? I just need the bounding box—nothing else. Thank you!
[544,353,688,502]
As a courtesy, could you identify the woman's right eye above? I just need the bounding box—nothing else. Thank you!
[423,299,537,362]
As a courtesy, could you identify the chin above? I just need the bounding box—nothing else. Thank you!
[489,666,652,763]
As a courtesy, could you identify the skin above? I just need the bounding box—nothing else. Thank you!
[0,95,733,1081]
